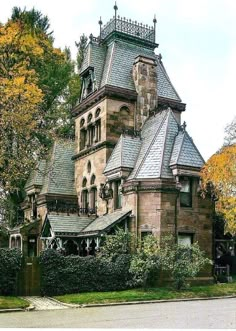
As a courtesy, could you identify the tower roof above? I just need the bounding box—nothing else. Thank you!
[127,108,204,180]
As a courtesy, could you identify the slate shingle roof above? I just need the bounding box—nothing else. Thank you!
[25,140,77,197]
[45,214,93,235]
[80,39,181,102]
[41,210,131,237]
[128,109,204,180]
[40,140,76,196]
[81,209,132,234]
[104,134,142,174]
[170,131,205,168]
[25,160,46,189]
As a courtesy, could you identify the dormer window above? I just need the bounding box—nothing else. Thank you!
[80,67,97,101]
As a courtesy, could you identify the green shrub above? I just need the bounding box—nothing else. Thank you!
[129,235,160,288]
[0,248,22,295]
[39,249,133,296]
[159,237,212,290]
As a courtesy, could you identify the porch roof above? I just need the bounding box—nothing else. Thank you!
[42,214,93,236]
[80,209,132,235]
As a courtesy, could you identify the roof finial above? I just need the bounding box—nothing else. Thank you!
[98,16,103,40]
[153,14,157,42]
[181,121,187,132]
[114,1,118,30]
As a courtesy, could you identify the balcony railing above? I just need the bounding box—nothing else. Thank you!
[101,16,155,43]
[47,200,97,216]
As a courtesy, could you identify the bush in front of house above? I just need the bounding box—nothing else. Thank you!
[159,236,212,290]
[0,248,22,295]
[39,249,133,296]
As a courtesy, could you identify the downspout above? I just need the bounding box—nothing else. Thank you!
[174,177,181,244]
[135,182,140,246]
[174,192,178,244]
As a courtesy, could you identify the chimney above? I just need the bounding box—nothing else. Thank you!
[132,55,158,129]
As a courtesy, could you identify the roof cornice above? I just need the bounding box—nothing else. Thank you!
[72,85,137,117]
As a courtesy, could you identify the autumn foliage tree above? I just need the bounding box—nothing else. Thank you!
[0,9,81,226]
[201,120,236,235]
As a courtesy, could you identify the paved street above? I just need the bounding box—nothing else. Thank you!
[0,298,235,328]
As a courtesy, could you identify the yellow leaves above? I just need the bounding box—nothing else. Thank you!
[201,144,236,235]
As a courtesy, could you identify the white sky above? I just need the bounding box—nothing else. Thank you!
[1,0,236,161]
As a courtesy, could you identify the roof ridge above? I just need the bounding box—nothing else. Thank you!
[120,134,124,167]
[105,41,116,85]
[132,110,169,178]
[176,131,186,165]
[184,131,205,164]
[157,56,182,102]
[160,110,172,176]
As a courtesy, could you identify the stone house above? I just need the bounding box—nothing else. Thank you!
[9,6,214,279]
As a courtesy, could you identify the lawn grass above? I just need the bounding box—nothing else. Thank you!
[0,296,29,309]
[54,282,236,305]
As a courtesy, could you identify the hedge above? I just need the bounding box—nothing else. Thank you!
[39,249,133,296]
[0,248,22,295]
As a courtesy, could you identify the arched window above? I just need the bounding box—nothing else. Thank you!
[82,177,87,188]
[80,118,85,128]
[95,119,101,142]
[95,107,101,118]
[87,113,93,123]
[90,174,96,185]
[120,105,130,115]
[90,187,97,212]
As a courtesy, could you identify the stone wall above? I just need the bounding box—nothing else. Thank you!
[132,55,158,129]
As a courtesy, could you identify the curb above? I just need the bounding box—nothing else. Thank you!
[79,295,236,308]
[0,295,236,312]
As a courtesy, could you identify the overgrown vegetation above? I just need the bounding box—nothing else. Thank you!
[0,248,22,295]
[39,230,211,295]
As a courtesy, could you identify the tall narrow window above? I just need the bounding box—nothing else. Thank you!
[81,190,89,211]
[180,177,192,207]
[114,180,122,209]
[80,129,87,150]
[90,187,97,212]
[95,119,101,142]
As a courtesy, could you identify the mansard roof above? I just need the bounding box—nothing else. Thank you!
[79,38,182,103]
[127,108,204,180]
[104,134,141,174]
[25,140,76,197]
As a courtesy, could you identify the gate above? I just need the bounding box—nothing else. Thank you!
[17,257,41,296]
